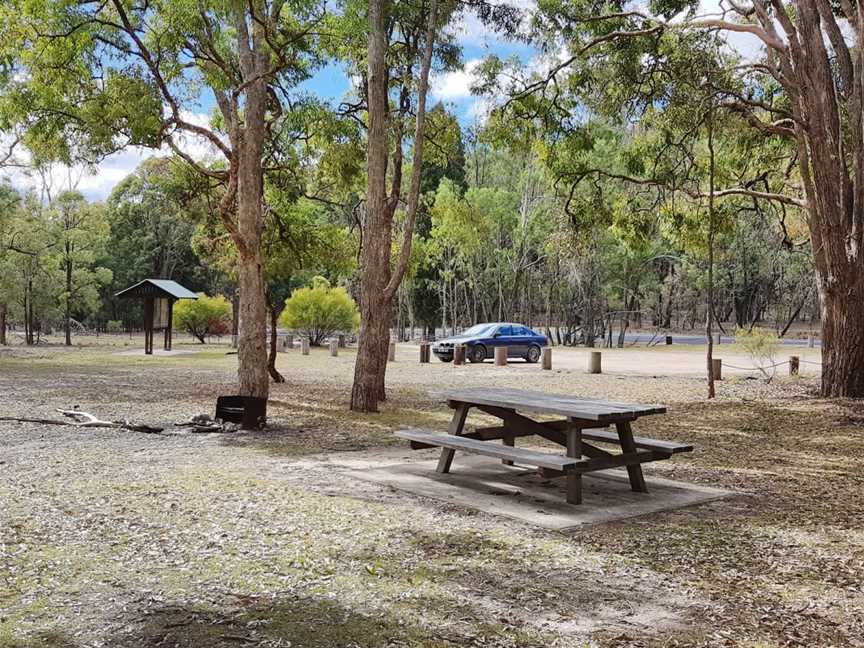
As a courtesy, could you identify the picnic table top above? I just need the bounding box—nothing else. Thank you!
[440,387,666,422]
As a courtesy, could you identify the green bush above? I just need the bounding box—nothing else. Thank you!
[734,326,780,381]
[174,293,231,343]
[106,320,123,333]
[279,277,359,346]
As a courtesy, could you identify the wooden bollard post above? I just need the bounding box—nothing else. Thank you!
[286,334,294,349]
[712,358,722,381]
[301,338,310,355]
[665,335,673,345]
[329,339,338,357]
[789,355,799,375]
[453,345,465,365]
[419,342,430,363]
[388,341,396,362]
[338,334,346,348]
[541,347,552,370]
[494,346,508,366]
[588,351,602,374]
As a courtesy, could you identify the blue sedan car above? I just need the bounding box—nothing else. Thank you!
[432,323,548,364]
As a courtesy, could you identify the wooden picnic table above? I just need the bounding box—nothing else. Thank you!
[396,387,691,505]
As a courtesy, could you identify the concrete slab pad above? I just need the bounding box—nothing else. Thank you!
[347,454,734,530]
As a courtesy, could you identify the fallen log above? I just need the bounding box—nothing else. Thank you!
[0,408,164,433]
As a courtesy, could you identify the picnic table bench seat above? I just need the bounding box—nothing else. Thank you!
[396,428,582,470]
[579,429,692,455]
[397,428,661,474]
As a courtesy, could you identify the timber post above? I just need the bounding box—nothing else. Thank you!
[789,355,799,375]
[541,347,552,370]
[665,335,673,345]
[329,340,338,357]
[588,351,602,374]
[286,334,294,349]
[163,299,174,351]
[143,297,154,355]
[301,338,310,355]
[453,345,465,365]
[388,341,396,362]
[494,346,507,366]
[338,334,346,348]
[420,342,430,363]
[712,358,722,381]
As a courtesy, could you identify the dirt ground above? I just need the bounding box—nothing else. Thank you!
[1,339,862,648]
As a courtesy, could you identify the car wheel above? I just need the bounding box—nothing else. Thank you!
[525,345,541,363]
[468,345,487,363]
[439,356,453,363]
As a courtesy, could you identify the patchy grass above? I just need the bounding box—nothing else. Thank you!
[1,342,862,647]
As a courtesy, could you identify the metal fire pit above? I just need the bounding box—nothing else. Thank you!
[216,395,267,429]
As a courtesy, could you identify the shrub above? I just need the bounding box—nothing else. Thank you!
[106,320,123,333]
[279,277,359,346]
[734,326,780,381]
[173,293,231,343]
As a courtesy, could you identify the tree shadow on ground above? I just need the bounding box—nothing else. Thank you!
[71,590,541,648]
[0,630,78,648]
[348,527,692,642]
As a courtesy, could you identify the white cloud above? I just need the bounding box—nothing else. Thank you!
[431,59,482,100]
[2,110,218,202]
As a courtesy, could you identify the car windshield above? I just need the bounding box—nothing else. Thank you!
[460,324,495,337]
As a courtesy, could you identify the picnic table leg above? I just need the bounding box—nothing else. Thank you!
[566,422,583,505]
[502,426,515,466]
[616,421,648,493]
[436,402,470,474]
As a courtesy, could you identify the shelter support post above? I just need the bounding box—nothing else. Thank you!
[144,297,154,355]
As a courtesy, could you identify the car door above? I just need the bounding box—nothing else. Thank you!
[508,326,530,357]
[491,325,511,354]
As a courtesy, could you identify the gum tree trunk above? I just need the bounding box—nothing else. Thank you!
[350,0,392,412]
[350,0,439,412]
[64,245,72,346]
[0,302,6,345]
[267,306,285,383]
[234,108,269,401]
[787,1,864,397]
[819,275,864,396]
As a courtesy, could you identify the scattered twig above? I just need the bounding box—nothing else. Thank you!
[174,414,240,433]
[57,409,116,427]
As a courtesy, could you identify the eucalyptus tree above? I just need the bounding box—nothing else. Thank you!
[337,0,444,412]
[49,192,112,345]
[0,183,22,344]
[105,159,205,289]
[0,0,325,414]
[2,193,56,344]
[482,0,864,397]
